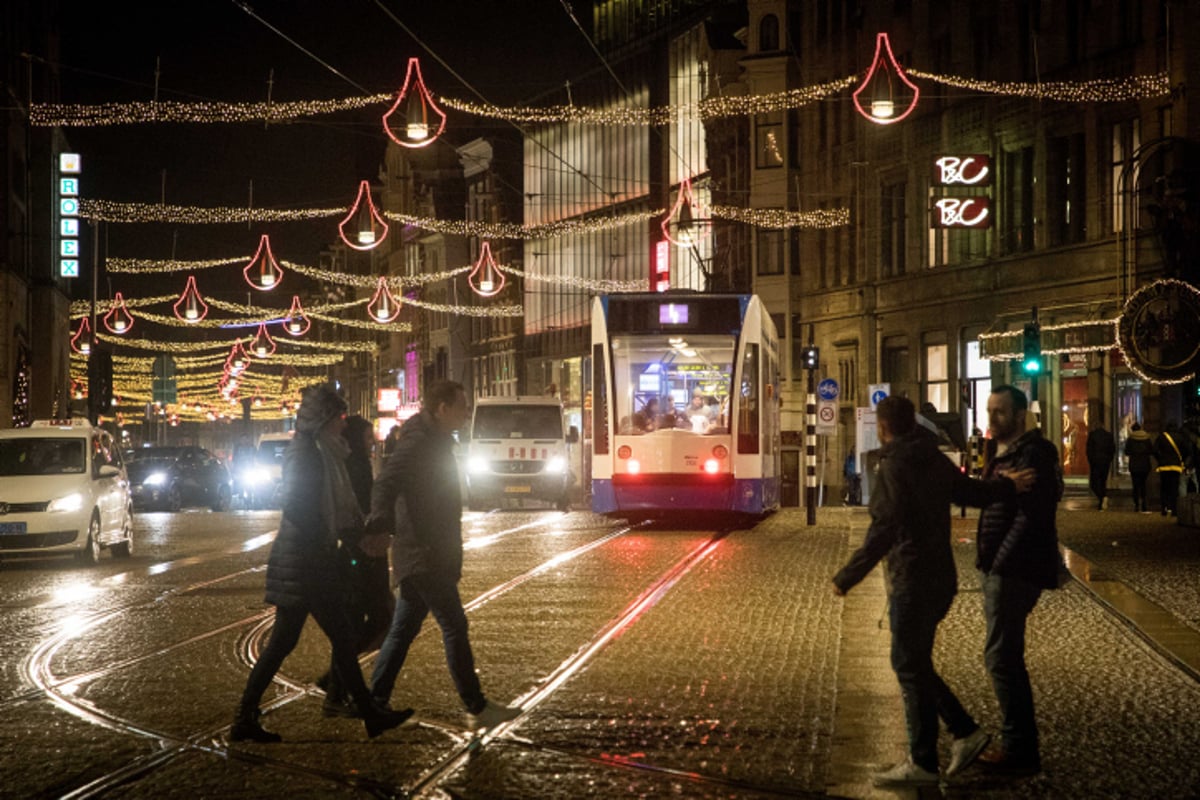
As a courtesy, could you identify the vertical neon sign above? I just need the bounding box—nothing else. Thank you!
[59,153,81,278]
[654,240,670,292]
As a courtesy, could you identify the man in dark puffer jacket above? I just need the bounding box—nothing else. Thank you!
[975,385,1063,775]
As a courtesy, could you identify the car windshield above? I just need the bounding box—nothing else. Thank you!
[0,437,87,476]
[258,440,290,462]
[472,406,563,440]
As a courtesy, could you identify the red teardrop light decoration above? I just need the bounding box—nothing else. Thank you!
[367,277,401,323]
[243,234,284,290]
[382,57,447,148]
[102,292,134,334]
[467,241,506,297]
[338,180,390,250]
[173,275,209,323]
[250,322,277,357]
[852,32,920,125]
[661,178,710,249]
[283,295,311,336]
[225,341,251,376]
[70,316,93,354]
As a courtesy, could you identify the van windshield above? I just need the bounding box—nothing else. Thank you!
[0,438,87,476]
[473,406,563,440]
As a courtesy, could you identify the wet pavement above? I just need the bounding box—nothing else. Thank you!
[0,499,1197,798]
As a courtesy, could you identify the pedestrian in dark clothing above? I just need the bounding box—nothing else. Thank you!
[1124,423,1154,513]
[1085,422,1116,510]
[382,424,402,456]
[230,385,411,743]
[1155,422,1187,516]
[367,380,521,731]
[974,385,1064,775]
[832,396,1032,787]
[321,415,396,718]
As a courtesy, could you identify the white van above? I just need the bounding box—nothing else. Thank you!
[464,397,577,511]
[0,418,134,564]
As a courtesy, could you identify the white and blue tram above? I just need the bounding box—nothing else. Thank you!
[589,293,781,517]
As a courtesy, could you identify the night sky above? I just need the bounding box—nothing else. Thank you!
[49,1,596,295]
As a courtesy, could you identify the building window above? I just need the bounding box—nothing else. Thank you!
[759,14,779,51]
[757,229,784,275]
[756,115,784,168]
[1001,145,1035,254]
[881,181,906,277]
[1048,133,1087,246]
[882,336,910,387]
[1110,118,1141,233]
[923,338,948,411]
[964,339,991,437]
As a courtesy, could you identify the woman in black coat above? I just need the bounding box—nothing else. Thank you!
[230,385,410,743]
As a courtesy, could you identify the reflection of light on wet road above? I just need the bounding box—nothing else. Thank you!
[55,613,91,637]
[465,517,560,550]
[51,581,100,606]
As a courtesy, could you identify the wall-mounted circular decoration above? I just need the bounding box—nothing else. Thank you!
[1116,279,1200,384]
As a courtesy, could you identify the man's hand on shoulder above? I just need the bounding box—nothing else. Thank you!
[364,514,392,536]
[997,467,1037,494]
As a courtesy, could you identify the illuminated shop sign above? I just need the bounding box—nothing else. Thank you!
[653,239,670,292]
[931,197,991,229]
[58,153,81,277]
[932,155,991,186]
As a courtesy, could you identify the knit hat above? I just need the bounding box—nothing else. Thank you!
[295,383,347,433]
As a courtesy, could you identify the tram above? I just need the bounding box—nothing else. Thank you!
[589,293,780,518]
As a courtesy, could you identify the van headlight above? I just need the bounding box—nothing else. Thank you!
[544,456,567,474]
[144,471,169,487]
[467,456,489,474]
[242,467,270,485]
[48,492,85,513]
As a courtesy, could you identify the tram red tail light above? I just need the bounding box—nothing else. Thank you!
[627,459,641,474]
[617,445,632,460]
[711,445,728,459]
[703,458,720,474]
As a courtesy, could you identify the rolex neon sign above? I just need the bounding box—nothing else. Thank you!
[931,154,991,228]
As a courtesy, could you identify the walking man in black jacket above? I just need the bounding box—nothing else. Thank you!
[1085,421,1115,510]
[367,380,521,730]
[975,385,1063,775]
[832,396,1030,787]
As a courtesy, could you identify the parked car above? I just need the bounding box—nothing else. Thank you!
[126,445,232,512]
[0,418,134,564]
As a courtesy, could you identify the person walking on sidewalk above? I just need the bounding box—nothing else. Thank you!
[832,395,1031,787]
[367,380,521,731]
[230,385,411,743]
[1085,421,1115,510]
[974,385,1064,776]
[1124,423,1155,513]
[1155,421,1187,516]
[319,414,396,718]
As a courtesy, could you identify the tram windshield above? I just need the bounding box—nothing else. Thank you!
[611,334,734,435]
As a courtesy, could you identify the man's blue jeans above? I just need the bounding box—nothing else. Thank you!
[889,590,978,772]
[982,571,1043,759]
[370,572,486,714]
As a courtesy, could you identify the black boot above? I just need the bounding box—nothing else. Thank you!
[360,701,414,739]
[230,708,282,743]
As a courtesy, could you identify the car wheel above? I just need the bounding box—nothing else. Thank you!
[77,513,102,565]
[211,484,231,512]
[165,486,182,513]
[111,519,133,559]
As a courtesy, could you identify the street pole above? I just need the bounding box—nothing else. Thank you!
[805,329,817,526]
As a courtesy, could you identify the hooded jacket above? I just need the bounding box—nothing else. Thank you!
[1123,429,1154,474]
[977,428,1062,589]
[370,409,463,582]
[833,427,1013,599]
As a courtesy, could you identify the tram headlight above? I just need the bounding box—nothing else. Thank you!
[544,456,566,474]
[467,456,489,474]
[703,458,720,474]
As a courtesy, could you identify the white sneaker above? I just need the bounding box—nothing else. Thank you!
[871,758,940,787]
[947,728,991,776]
[1102,497,1110,510]
[466,700,521,730]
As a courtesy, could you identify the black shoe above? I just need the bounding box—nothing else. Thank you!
[363,705,414,739]
[322,695,360,719]
[230,709,282,743]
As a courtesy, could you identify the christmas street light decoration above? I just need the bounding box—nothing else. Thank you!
[173,275,210,322]
[382,58,446,148]
[467,241,506,297]
[250,322,277,357]
[243,234,284,290]
[853,33,920,124]
[71,317,93,355]
[662,178,710,249]
[102,292,134,334]
[366,277,401,323]
[338,180,389,250]
[283,295,311,336]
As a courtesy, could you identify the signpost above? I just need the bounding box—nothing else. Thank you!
[868,382,890,410]
[816,378,839,436]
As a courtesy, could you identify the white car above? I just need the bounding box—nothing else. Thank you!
[0,418,134,564]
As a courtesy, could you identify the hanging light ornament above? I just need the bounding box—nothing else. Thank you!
[367,277,401,323]
[173,275,210,322]
[283,294,311,336]
[243,234,284,290]
[661,178,710,249]
[853,32,920,124]
[225,341,251,376]
[338,180,389,250]
[467,241,506,297]
[70,316,93,355]
[382,57,447,148]
[102,292,135,334]
[250,321,277,357]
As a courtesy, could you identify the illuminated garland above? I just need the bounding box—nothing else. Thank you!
[80,199,341,224]
[500,266,643,294]
[909,70,1169,102]
[307,311,413,332]
[31,94,393,127]
[710,205,850,229]
[384,209,661,239]
[401,295,523,317]
[978,319,1120,360]
[108,256,245,274]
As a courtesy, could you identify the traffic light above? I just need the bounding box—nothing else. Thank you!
[802,345,819,370]
[1021,323,1042,376]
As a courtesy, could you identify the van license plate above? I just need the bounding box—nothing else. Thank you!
[504,486,532,494]
[0,522,28,534]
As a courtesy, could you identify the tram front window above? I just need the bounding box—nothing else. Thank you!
[611,335,734,435]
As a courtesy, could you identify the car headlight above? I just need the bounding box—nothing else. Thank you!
[467,456,489,474]
[544,456,567,474]
[47,492,85,513]
[144,471,168,487]
[242,467,270,485]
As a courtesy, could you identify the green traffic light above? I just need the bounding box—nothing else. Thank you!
[1022,357,1042,374]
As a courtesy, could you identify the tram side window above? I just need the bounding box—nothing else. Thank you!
[739,344,760,453]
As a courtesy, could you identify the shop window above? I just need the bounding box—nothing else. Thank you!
[1061,375,1089,477]
[964,339,992,437]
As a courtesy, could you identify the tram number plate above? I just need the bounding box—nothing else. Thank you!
[0,522,27,534]
[504,485,532,494]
